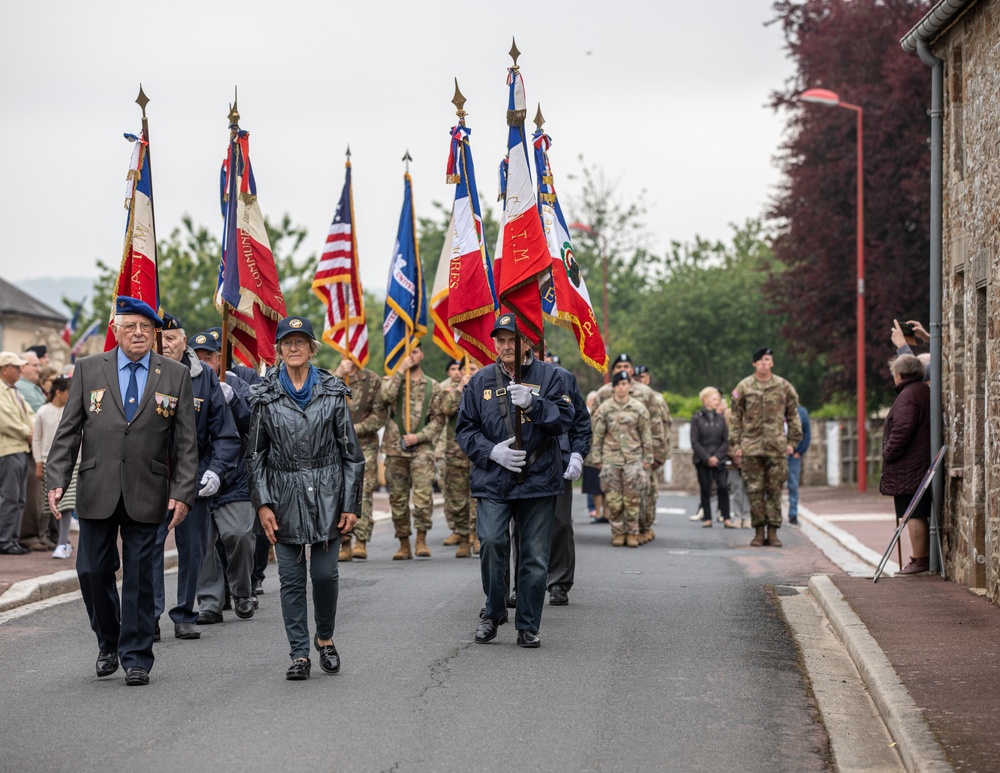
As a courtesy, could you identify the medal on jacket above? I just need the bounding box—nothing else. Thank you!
[89,389,105,413]
[156,392,177,416]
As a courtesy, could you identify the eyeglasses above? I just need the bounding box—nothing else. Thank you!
[282,339,311,350]
[117,322,154,334]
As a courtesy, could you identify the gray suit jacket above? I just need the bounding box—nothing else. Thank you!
[47,347,199,523]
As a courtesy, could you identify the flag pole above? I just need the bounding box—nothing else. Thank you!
[532,103,547,364]
[219,90,240,383]
[135,85,162,355]
[452,80,471,382]
[507,40,526,451]
[345,143,352,379]
[403,150,413,435]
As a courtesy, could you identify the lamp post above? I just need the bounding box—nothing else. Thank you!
[569,221,611,383]
[800,87,866,492]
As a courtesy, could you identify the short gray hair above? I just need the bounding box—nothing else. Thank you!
[889,354,924,381]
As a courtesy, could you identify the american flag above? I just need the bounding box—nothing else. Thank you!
[312,158,369,368]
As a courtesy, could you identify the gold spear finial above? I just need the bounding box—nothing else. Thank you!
[402,149,412,173]
[228,87,240,126]
[509,38,521,69]
[452,78,467,118]
[135,84,150,118]
[534,103,545,130]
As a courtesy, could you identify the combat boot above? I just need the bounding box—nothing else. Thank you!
[455,535,472,558]
[415,530,431,557]
[750,527,766,547]
[626,534,639,548]
[611,534,626,547]
[338,541,352,562]
[393,538,412,560]
[767,526,782,547]
[647,528,656,542]
[352,539,368,560]
[442,532,461,546]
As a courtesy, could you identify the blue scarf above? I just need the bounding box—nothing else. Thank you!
[278,364,318,410]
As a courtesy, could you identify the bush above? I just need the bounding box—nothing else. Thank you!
[662,391,705,419]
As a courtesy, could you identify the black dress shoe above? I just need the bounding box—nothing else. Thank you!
[154,620,161,642]
[517,630,541,648]
[252,579,264,596]
[251,594,259,609]
[96,652,119,678]
[125,667,150,686]
[549,587,569,606]
[506,593,517,608]
[174,623,201,640]
[0,543,30,555]
[286,658,311,680]
[475,616,507,643]
[234,597,255,620]
[197,610,224,625]
[313,634,340,674]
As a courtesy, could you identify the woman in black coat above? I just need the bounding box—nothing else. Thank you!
[248,316,365,680]
[690,386,732,528]
[880,354,931,575]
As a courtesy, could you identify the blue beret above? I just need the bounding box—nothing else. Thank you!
[161,312,183,331]
[115,296,162,328]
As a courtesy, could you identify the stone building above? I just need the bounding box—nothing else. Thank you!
[0,277,67,362]
[903,0,1000,601]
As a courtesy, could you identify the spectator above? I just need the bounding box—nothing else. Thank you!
[786,405,811,526]
[32,376,77,558]
[0,352,33,554]
[690,387,732,528]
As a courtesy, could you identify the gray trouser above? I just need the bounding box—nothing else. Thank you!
[196,500,255,613]
[275,540,341,660]
[0,452,29,548]
[728,468,750,519]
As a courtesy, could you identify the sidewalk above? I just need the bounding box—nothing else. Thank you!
[799,487,1000,772]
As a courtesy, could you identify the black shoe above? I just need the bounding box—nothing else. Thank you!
[222,596,232,611]
[196,610,223,625]
[549,587,568,606]
[0,543,30,555]
[174,623,201,640]
[251,594,259,610]
[313,634,340,674]
[125,667,150,686]
[475,616,508,643]
[479,606,487,620]
[517,630,541,648]
[234,597,255,620]
[286,658,311,680]
[153,620,161,642]
[506,593,517,609]
[788,517,799,526]
[252,579,264,596]
[96,651,119,678]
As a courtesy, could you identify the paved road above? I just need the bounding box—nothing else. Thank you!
[0,492,838,773]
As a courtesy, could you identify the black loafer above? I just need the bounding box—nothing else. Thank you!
[549,587,568,606]
[313,634,340,674]
[517,630,541,648]
[124,667,149,686]
[286,658,311,680]
[197,610,223,625]
[96,651,119,678]
[234,598,255,620]
[174,623,201,640]
[475,616,508,643]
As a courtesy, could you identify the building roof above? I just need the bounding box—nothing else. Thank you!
[0,277,67,324]
[901,0,977,52]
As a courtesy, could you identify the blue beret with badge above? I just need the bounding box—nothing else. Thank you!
[115,296,163,328]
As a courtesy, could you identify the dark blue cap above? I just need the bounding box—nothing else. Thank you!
[612,370,630,385]
[161,312,183,331]
[190,332,220,353]
[275,316,316,342]
[491,313,517,337]
[114,296,162,328]
[206,327,222,341]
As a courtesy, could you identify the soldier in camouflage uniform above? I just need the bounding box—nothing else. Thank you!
[378,343,445,560]
[333,357,387,561]
[439,359,479,558]
[594,354,666,544]
[591,370,654,547]
[729,347,802,548]
[437,358,465,546]
[635,364,672,543]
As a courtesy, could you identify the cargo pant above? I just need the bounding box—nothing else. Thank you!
[352,434,381,543]
[600,461,645,536]
[641,465,660,532]
[443,460,476,537]
[740,455,787,527]
[386,451,435,538]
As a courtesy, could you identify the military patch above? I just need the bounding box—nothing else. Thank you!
[500,315,511,324]
[289,318,303,328]
[483,389,492,401]
[193,397,204,413]
[194,334,207,345]
[732,389,741,401]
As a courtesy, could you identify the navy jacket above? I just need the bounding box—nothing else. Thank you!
[793,405,811,456]
[556,367,591,467]
[457,356,574,500]
[182,350,240,495]
[213,371,252,509]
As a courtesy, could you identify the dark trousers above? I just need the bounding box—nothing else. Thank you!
[153,498,210,624]
[274,540,341,660]
[696,462,730,521]
[479,496,555,633]
[76,498,159,672]
[547,479,575,592]
[0,452,28,548]
[252,534,270,584]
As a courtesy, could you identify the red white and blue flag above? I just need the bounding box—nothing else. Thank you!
[62,298,85,346]
[216,128,287,367]
[430,124,497,365]
[105,132,159,351]
[312,158,370,368]
[493,66,549,345]
[533,128,608,373]
[70,319,102,362]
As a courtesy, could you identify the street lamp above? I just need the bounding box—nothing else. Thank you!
[569,221,611,383]
[800,87,867,492]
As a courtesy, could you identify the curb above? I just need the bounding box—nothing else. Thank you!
[0,549,178,614]
[798,503,899,575]
[809,574,952,773]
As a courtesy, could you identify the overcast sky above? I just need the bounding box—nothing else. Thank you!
[1,0,794,303]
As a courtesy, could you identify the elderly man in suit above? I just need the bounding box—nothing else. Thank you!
[47,296,198,686]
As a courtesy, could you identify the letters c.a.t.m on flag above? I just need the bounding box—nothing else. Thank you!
[383,170,426,375]
[105,132,159,351]
[432,117,497,365]
[312,153,369,369]
[492,57,549,346]
[216,122,287,368]
[534,123,608,373]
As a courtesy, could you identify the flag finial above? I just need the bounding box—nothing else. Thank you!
[534,103,545,130]
[509,38,521,70]
[228,87,240,127]
[135,85,149,118]
[402,149,412,173]
[452,78,467,124]
[346,144,351,159]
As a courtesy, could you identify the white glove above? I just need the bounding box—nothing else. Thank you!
[198,470,221,498]
[564,452,584,481]
[507,383,534,409]
[489,437,527,472]
[219,381,234,404]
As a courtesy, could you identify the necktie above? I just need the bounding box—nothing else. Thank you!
[124,362,141,422]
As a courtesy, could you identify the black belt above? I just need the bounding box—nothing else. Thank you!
[272,455,337,472]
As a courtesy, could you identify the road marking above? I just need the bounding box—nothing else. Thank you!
[821,513,896,522]
[657,507,687,515]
